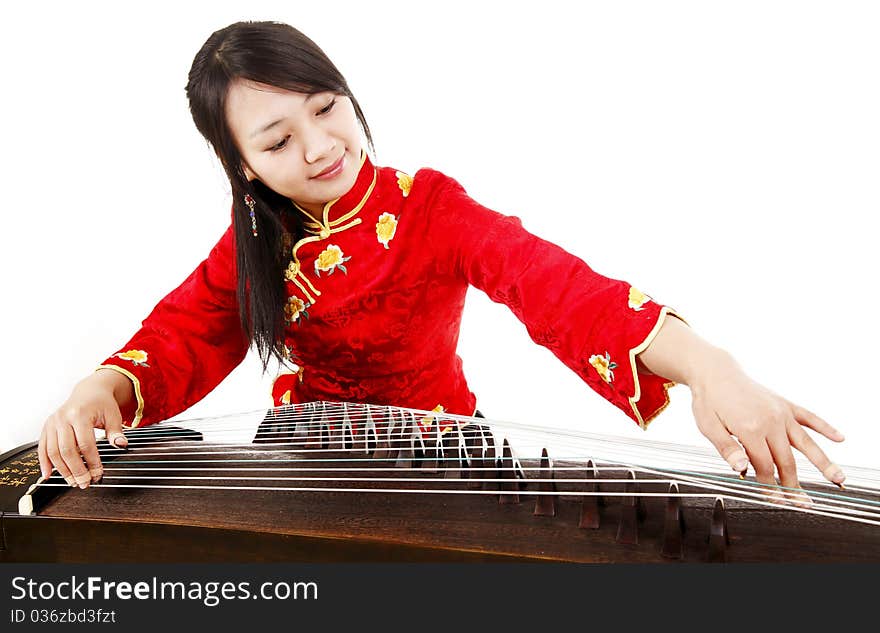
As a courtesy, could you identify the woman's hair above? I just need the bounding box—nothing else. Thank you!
[185,21,374,372]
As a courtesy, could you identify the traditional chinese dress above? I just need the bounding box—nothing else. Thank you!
[98,150,688,430]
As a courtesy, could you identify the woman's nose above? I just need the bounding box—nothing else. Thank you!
[303,129,336,165]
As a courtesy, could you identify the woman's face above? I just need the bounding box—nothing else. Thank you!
[225,78,363,216]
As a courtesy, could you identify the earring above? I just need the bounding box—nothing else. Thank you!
[244,193,258,237]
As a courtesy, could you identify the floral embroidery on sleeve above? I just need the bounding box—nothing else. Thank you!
[589,352,617,383]
[280,389,291,405]
[396,171,413,197]
[113,350,150,367]
[284,296,310,325]
[628,286,652,311]
[376,212,399,249]
[314,244,351,276]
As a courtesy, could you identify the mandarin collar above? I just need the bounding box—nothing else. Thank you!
[292,149,377,235]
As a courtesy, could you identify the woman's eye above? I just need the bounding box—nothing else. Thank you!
[265,99,335,152]
[269,136,289,152]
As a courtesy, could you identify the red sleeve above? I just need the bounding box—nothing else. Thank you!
[95,224,249,427]
[426,172,689,429]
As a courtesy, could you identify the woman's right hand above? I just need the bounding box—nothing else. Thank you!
[37,369,133,488]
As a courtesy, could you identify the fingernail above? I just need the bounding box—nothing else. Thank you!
[823,463,846,486]
[64,476,75,487]
[728,450,748,471]
[112,435,127,449]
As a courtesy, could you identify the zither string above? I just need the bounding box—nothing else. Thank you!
[34,401,880,527]
[111,403,877,484]
[97,401,880,496]
[96,414,878,491]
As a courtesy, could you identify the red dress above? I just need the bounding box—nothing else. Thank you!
[98,150,688,430]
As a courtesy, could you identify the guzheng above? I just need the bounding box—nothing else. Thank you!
[1,401,878,562]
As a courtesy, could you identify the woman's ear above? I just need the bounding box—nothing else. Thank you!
[242,163,257,182]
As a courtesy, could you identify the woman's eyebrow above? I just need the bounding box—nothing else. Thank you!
[251,118,285,139]
[249,93,321,139]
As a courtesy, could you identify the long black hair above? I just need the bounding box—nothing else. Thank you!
[185,21,375,372]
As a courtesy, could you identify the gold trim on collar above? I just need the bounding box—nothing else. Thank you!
[293,150,372,233]
[285,150,378,306]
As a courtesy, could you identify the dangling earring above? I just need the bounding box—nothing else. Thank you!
[244,193,258,237]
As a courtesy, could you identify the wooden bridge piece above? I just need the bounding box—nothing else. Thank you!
[499,439,520,505]
[661,482,686,560]
[394,411,416,469]
[615,470,641,545]
[578,459,601,529]
[441,424,462,480]
[707,497,731,563]
[463,424,487,490]
[533,448,557,517]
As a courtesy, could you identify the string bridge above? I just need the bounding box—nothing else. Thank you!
[7,401,869,563]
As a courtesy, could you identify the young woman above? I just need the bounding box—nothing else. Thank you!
[37,20,845,503]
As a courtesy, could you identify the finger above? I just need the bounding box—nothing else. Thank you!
[692,397,749,475]
[38,425,52,480]
[71,421,102,485]
[789,402,844,442]
[742,437,784,503]
[787,420,846,487]
[56,424,90,489]
[766,426,808,506]
[102,404,128,450]
[46,426,75,487]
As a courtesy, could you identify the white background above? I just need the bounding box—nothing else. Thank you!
[1,1,877,477]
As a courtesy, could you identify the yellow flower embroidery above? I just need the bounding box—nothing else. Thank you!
[113,349,150,367]
[396,171,413,197]
[314,244,350,276]
[628,286,652,311]
[284,296,310,324]
[589,352,617,383]
[280,390,291,405]
[376,212,398,249]
[420,404,445,430]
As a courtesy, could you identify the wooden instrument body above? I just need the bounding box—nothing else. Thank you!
[2,431,878,563]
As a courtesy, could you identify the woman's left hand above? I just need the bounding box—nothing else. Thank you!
[688,359,846,505]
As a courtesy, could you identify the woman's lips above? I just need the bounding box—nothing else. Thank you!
[312,154,345,180]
